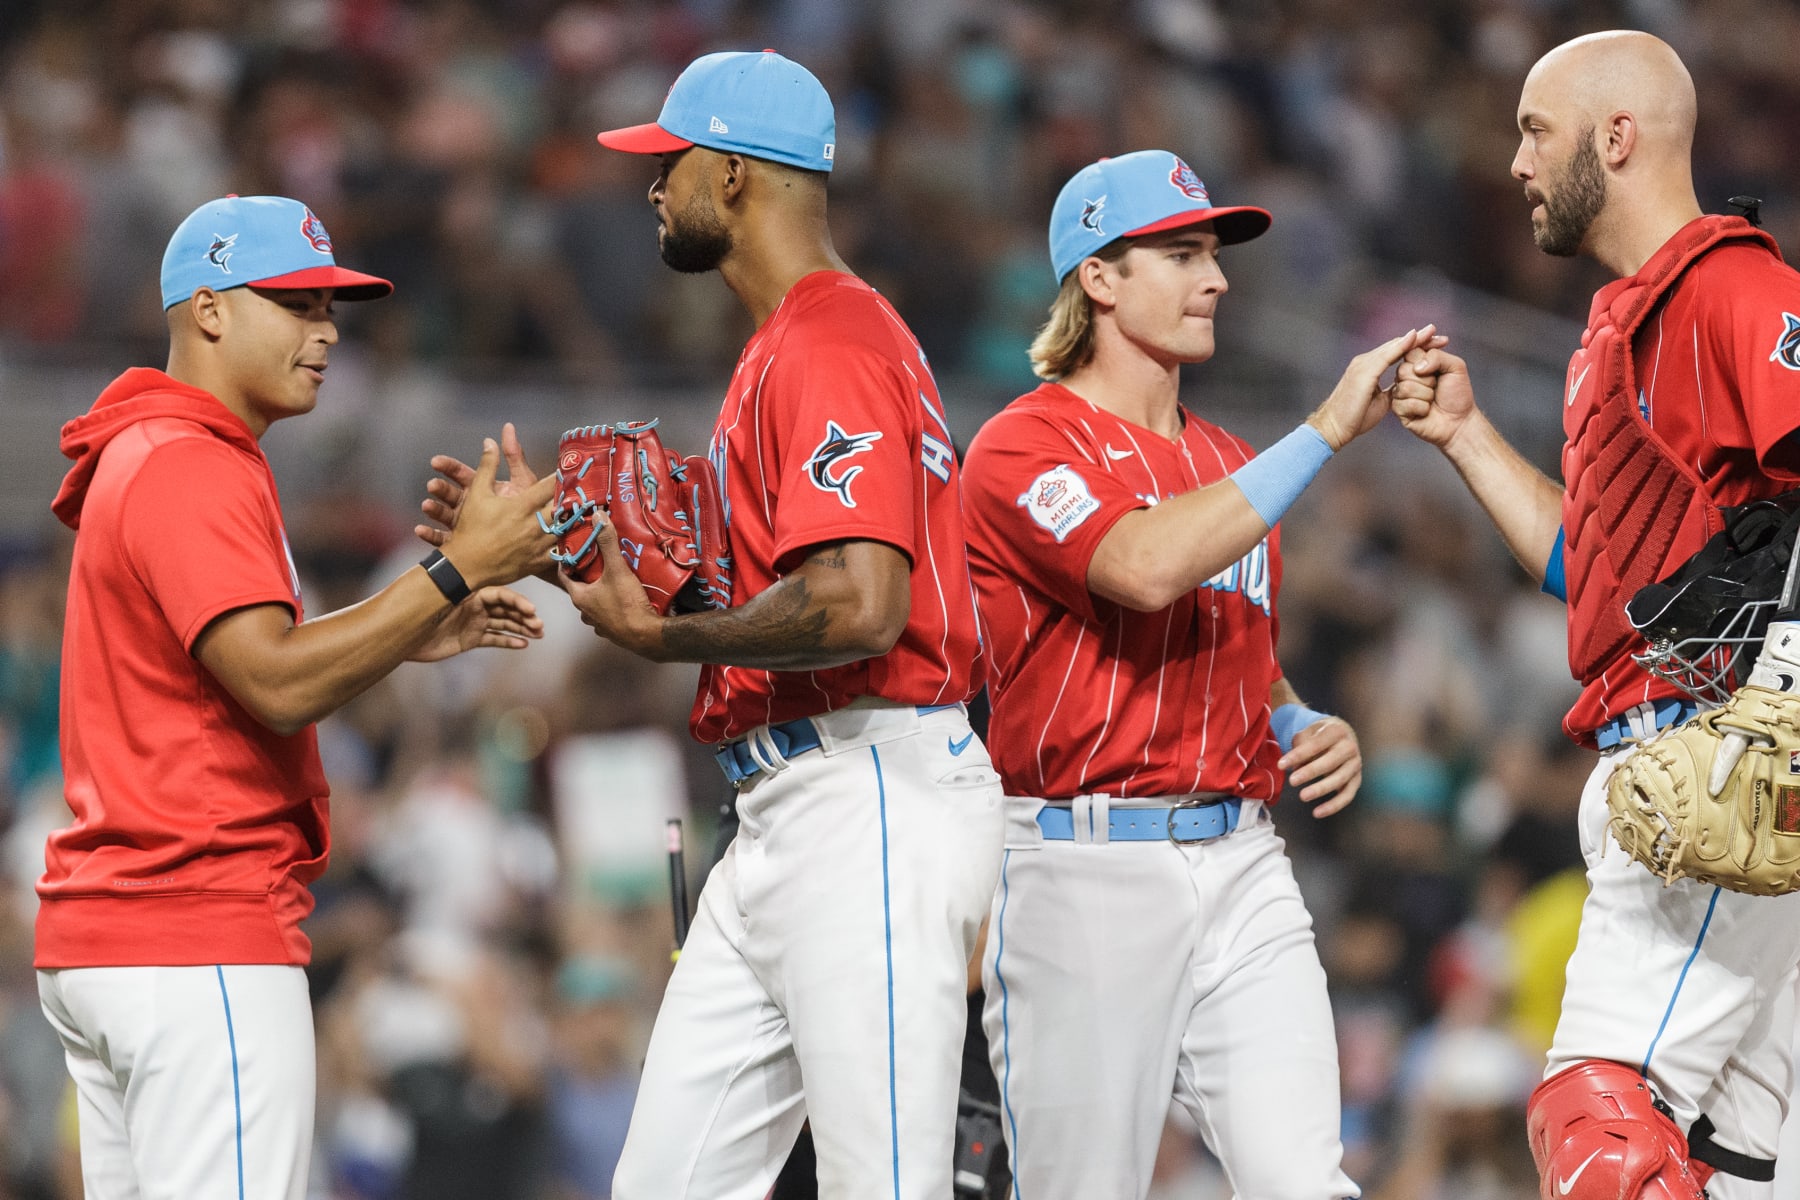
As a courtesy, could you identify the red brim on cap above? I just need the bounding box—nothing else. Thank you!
[1125,205,1273,245]
[596,123,696,154]
[249,266,394,301]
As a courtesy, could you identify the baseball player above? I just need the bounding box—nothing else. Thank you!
[960,148,1437,1199]
[575,51,1005,1199]
[1395,31,1800,1198]
[36,195,555,1200]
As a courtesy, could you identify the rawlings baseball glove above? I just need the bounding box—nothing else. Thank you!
[543,420,732,614]
[1606,686,1800,895]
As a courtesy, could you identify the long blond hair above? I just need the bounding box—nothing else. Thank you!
[1027,240,1132,381]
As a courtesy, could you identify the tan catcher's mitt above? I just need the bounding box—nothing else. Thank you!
[543,420,732,614]
[1607,685,1800,895]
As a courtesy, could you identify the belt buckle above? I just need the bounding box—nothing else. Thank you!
[1166,796,1224,846]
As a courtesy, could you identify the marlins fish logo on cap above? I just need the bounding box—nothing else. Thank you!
[206,233,237,273]
[1080,196,1107,236]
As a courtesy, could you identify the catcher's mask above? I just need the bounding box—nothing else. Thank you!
[1628,488,1800,703]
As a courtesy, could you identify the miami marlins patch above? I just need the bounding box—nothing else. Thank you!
[301,207,333,253]
[1169,157,1209,203]
[1772,313,1800,371]
[1018,464,1101,543]
[806,421,883,507]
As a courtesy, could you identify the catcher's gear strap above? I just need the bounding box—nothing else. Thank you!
[1562,216,1776,685]
[1687,1113,1776,1181]
[1526,1060,1711,1200]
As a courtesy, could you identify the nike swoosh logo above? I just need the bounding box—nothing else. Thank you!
[1557,1147,1604,1195]
[1566,363,1592,408]
[1105,444,1133,460]
[949,733,975,756]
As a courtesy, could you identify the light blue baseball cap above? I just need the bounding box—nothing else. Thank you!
[1049,150,1271,282]
[160,195,393,311]
[596,50,836,173]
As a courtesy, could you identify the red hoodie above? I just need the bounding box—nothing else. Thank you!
[37,367,330,968]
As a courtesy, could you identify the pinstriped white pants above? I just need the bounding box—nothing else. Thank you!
[37,964,314,1200]
[612,705,1005,1200]
[983,798,1357,1200]
[1549,748,1800,1196]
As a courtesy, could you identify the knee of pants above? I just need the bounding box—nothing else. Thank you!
[1527,1060,1711,1200]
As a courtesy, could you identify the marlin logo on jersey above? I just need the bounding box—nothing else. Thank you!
[1772,313,1800,371]
[1200,539,1272,615]
[206,233,237,273]
[1169,158,1209,203]
[1080,196,1107,236]
[806,421,883,507]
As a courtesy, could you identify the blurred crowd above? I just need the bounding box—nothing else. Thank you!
[7,0,1800,1197]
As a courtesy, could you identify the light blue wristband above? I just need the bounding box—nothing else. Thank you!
[1270,703,1328,754]
[1229,424,1335,527]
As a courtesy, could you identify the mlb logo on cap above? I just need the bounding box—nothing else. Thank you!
[596,50,836,173]
[1049,150,1272,282]
[160,195,392,311]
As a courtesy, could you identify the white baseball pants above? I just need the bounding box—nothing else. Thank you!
[981,796,1358,1200]
[611,703,1005,1200]
[1548,747,1800,1195]
[37,964,315,1200]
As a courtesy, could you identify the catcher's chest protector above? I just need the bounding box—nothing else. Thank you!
[1562,218,1777,684]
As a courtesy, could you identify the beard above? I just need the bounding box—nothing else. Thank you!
[1533,129,1607,258]
[659,189,733,273]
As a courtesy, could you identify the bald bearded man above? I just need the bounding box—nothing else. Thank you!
[1395,31,1800,1200]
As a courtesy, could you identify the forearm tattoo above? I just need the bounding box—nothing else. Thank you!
[659,560,841,670]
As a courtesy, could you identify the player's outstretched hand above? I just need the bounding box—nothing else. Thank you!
[564,514,665,659]
[439,440,558,588]
[416,422,539,547]
[1280,715,1362,818]
[410,585,546,663]
[1393,345,1476,450]
[1307,325,1446,450]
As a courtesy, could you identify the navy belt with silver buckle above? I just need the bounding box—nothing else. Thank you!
[714,704,962,788]
[1037,798,1244,844]
[1593,698,1699,750]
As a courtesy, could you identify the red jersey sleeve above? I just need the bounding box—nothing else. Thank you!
[962,409,1149,623]
[122,437,299,650]
[1703,247,1800,476]
[767,340,920,574]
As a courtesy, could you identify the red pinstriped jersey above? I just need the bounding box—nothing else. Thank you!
[962,384,1285,801]
[689,271,985,744]
[1561,226,1800,739]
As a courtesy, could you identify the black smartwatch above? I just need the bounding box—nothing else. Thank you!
[421,550,472,606]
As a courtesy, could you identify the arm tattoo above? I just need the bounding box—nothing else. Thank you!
[659,574,838,670]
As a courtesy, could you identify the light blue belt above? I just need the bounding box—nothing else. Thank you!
[714,704,962,787]
[1037,798,1244,844]
[1594,698,1698,750]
